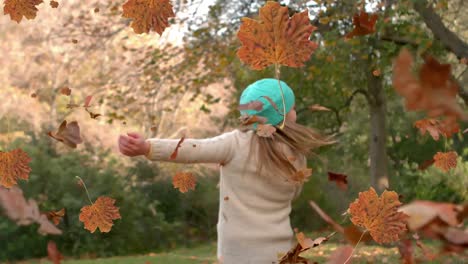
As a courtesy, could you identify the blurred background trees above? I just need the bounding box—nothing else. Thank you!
[0,0,466,260]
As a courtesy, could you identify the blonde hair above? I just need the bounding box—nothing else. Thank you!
[246,121,335,180]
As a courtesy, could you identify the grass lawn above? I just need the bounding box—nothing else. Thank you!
[16,238,466,264]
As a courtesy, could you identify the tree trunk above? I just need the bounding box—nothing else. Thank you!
[368,71,389,192]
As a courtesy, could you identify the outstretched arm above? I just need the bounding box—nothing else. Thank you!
[118,131,237,164]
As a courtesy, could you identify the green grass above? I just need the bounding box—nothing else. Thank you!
[16,238,465,264]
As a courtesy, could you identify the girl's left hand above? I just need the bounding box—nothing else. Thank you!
[118,132,150,157]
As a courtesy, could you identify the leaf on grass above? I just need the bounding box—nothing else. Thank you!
[291,167,312,184]
[79,196,121,233]
[256,124,276,138]
[345,11,378,38]
[46,208,65,225]
[237,1,318,70]
[349,187,408,244]
[392,49,465,120]
[328,171,348,190]
[122,0,175,35]
[172,172,196,193]
[47,120,83,148]
[4,0,43,23]
[169,137,185,160]
[47,241,63,264]
[327,245,353,264]
[433,151,457,172]
[0,148,31,188]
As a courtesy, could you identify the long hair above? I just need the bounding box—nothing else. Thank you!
[247,121,335,181]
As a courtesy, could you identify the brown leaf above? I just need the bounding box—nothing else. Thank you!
[4,0,43,23]
[46,208,65,225]
[31,92,37,98]
[122,0,175,35]
[309,201,345,234]
[327,171,348,190]
[397,239,415,264]
[239,114,268,126]
[256,124,276,138]
[83,95,93,108]
[399,200,463,231]
[71,39,78,44]
[309,104,331,112]
[47,120,83,148]
[237,1,318,70]
[49,0,58,8]
[169,137,185,160]
[418,158,435,171]
[79,196,121,233]
[278,243,309,264]
[327,245,353,264]
[94,7,99,13]
[433,151,457,172]
[0,148,31,188]
[172,172,196,193]
[60,87,71,96]
[414,118,459,140]
[47,241,63,264]
[392,49,466,120]
[345,11,378,38]
[349,187,408,244]
[291,168,312,184]
[343,225,372,245]
[238,100,264,111]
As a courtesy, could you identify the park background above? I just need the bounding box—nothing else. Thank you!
[0,0,467,263]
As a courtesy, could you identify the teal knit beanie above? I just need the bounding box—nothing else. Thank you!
[239,78,295,126]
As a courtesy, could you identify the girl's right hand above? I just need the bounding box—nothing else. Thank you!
[118,132,151,157]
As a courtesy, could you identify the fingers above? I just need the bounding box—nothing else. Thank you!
[127,132,141,139]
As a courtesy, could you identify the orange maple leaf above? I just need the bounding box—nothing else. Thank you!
[0,148,31,188]
[393,49,465,120]
[256,124,277,138]
[122,0,175,35]
[47,241,63,264]
[414,118,460,141]
[291,167,312,184]
[47,120,83,148]
[237,1,318,70]
[79,196,121,233]
[4,0,43,23]
[46,208,65,225]
[345,11,378,38]
[433,151,457,172]
[172,172,196,193]
[349,187,408,244]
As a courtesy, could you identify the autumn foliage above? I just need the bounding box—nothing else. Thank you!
[0,148,31,188]
[79,196,121,233]
[122,0,175,35]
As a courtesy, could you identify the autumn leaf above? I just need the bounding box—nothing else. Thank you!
[0,148,31,188]
[291,167,312,183]
[393,49,465,120]
[170,137,185,160]
[256,124,276,138]
[238,114,268,126]
[83,95,93,108]
[46,208,65,225]
[309,104,331,112]
[60,87,71,96]
[172,172,196,193]
[414,118,459,140]
[122,0,175,35]
[47,120,83,148]
[343,224,372,245]
[238,100,264,111]
[349,187,408,244]
[49,0,58,8]
[397,239,415,264]
[399,200,464,231]
[237,1,318,70]
[328,171,348,190]
[47,241,63,264]
[4,0,43,23]
[79,196,121,233]
[345,11,378,38]
[433,151,457,172]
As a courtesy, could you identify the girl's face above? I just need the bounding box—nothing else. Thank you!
[286,105,297,123]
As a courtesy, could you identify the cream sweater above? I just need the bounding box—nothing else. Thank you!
[145,129,304,264]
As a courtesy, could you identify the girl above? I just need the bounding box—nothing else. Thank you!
[118,78,333,264]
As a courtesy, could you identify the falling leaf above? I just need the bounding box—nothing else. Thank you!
[418,158,435,170]
[345,11,378,38]
[172,172,196,193]
[83,95,93,108]
[278,243,309,264]
[433,151,457,172]
[47,120,83,148]
[296,232,328,250]
[71,39,78,44]
[238,100,264,111]
[256,124,276,137]
[373,69,381,76]
[224,196,229,201]
[169,137,185,160]
[328,171,348,190]
[309,104,331,112]
[0,148,31,188]
[349,187,408,244]
[46,208,65,225]
[122,0,175,35]
[239,114,268,126]
[47,241,63,264]
[343,224,373,245]
[4,0,43,23]
[393,49,465,120]
[237,1,318,70]
[291,168,312,183]
[397,239,414,264]
[414,118,459,140]
[49,0,58,8]
[94,7,99,13]
[31,92,37,98]
[79,196,121,233]
[399,200,463,231]
[60,87,71,96]
[327,245,353,264]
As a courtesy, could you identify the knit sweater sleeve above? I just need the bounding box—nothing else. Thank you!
[144,130,238,164]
